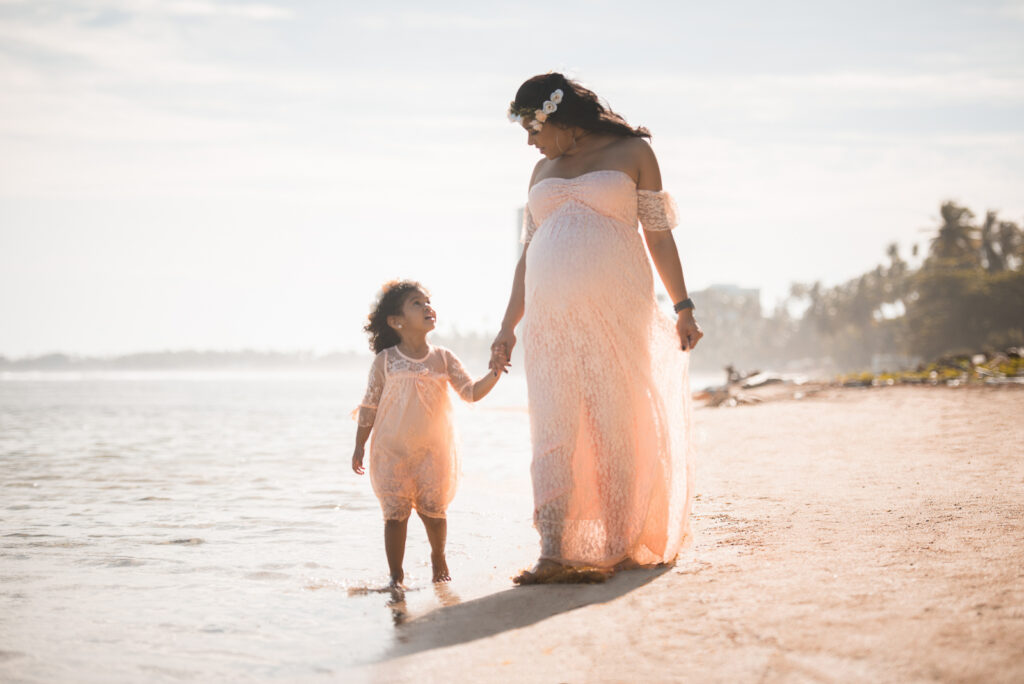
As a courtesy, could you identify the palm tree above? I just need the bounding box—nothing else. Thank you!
[997,220,1023,271]
[929,201,978,265]
[980,211,1004,272]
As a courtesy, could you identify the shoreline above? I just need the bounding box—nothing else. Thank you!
[365,385,1024,683]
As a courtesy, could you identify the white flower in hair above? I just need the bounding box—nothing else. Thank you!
[506,89,564,131]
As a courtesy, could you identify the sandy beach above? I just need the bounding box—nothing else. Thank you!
[368,385,1024,683]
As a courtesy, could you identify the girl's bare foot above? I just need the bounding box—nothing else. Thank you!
[431,552,451,583]
[388,572,404,589]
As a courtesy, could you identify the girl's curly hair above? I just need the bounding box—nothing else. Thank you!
[512,72,651,139]
[364,280,428,354]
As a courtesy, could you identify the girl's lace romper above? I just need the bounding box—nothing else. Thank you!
[356,345,475,520]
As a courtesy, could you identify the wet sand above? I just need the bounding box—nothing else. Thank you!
[368,386,1024,683]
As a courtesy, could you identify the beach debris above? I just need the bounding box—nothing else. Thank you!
[696,365,815,406]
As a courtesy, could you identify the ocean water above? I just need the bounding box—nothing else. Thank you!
[0,368,720,682]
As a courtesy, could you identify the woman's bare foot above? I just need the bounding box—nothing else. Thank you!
[514,559,613,585]
[513,558,563,585]
[613,558,641,572]
[431,552,451,583]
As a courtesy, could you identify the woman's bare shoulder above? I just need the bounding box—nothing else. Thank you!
[615,135,656,161]
[618,137,661,191]
[528,158,547,187]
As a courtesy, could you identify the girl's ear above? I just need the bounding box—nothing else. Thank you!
[386,314,402,331]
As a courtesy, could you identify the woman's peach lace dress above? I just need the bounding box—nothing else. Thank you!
[356,346,474,520]
[520,169,695,568]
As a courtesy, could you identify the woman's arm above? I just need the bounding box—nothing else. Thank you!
[645,230,688,303]
[491,162,544,373]
[501,247,528,330]
[490,246,526,373]
[645,230,702,350]
[635,140,704,351]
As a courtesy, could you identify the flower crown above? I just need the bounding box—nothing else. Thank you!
[507,88,564,132]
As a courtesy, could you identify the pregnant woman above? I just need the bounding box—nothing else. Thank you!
[490,73,703,583]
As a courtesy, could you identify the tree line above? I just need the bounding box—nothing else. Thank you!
[691,201,1024,374]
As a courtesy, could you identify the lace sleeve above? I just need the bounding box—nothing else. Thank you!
[355,351,386,426]
[637,190,679,232]
[519,204,537,245]
[442,348,476,403]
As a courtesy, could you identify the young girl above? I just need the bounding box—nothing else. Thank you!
[352,280,501,586]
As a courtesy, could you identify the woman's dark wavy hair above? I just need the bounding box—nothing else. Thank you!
[512,72,651,139]
[364,280,428,354]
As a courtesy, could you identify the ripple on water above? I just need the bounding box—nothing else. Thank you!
[304,577,348,591]
[73,556,147,568]
[245,571,289,581]
[306,502,376,511]
[157,538,205,545]
[26,540,89,548]
[258,562,293,570]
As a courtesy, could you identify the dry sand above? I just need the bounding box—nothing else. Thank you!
[366,386,1024,683]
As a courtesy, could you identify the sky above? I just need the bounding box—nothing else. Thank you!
[1,0,1022,357]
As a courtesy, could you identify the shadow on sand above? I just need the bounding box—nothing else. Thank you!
[383,565,671,660]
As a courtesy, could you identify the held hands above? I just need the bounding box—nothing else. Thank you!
[677,309,704,351]
[489,328,516,376]
[352,447,365,475]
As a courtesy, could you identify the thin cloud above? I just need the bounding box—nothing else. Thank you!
[610,69,1024,118]
[354,10,524,30]
[160,1,293,20]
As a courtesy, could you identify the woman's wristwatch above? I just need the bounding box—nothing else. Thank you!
[673,297,695,313]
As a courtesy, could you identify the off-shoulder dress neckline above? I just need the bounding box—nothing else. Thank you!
[530,168,637,192]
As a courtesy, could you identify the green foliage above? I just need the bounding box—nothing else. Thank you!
[695,201,1023,374]
[836,352,1024,387]
[906,264,1024,359]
